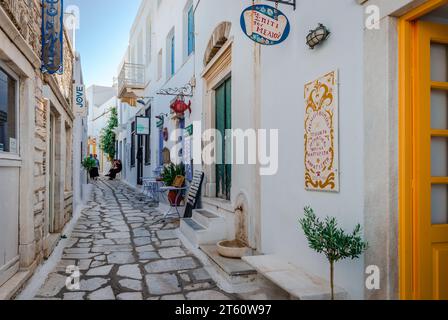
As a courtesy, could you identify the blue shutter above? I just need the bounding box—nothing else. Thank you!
[171,35,175,76]
[187,6,195,56]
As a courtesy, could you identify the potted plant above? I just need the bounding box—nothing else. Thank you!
[82,156,96,183]
[161,163,186,206]
[81,156,96,203]
[299,206,368,300]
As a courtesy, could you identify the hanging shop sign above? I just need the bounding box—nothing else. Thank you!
[304,70,339,192]
[185,124,193,137]
[156,114,165,129]
[41,0,64,74]
[73,84,87,117]
[170,98,192,117]
[136,116,150,135]
[240,4,290,45]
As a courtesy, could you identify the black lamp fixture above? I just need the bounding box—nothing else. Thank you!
[306,24,331,49]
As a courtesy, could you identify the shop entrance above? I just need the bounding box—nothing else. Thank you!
[400,1,448,299]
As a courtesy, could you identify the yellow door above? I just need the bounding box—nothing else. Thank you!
[415,21,448,300]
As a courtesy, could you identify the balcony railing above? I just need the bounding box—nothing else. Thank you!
[117,63,145,98]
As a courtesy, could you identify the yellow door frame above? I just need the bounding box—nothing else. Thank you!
[398,0,448,300]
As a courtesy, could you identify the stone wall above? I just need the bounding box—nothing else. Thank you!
[0,0,41,57]
[34,75,46,261]
[0,0,74,264]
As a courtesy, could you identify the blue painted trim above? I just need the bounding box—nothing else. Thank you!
[187,6,195,56]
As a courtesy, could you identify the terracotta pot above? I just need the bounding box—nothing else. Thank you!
[168,190,183,206]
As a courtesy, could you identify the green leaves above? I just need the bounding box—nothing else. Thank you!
[299,206,368,263]
[81,157,96,171]
[160,163,186,186]
[100,107,118,161]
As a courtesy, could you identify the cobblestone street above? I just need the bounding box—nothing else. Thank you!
[32,180,235,300]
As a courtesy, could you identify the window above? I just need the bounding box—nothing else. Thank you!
[145,107,151,165]
[166,29,175,78]
[157,49,163,81]
[146,17,152,65]
[131,121,136,167]
[65,124,72,192]
[0,66,18,154]
[170,34,175,76]
[187,5,195,56]
[137,31,143,65]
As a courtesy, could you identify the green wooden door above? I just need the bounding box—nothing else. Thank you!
[216,78,231,200]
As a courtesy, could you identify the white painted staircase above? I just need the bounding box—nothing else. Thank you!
[180,209,227,248]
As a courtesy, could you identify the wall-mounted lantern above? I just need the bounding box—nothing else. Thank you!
[306,24,331,49]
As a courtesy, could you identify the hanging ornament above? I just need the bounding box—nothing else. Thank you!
[170,97,192,117]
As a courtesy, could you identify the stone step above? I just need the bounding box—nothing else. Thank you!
[192,209,225,228]
[180,218,226,248]
[242,255,348,300]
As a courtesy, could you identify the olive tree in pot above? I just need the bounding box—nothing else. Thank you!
[299,206,368,300]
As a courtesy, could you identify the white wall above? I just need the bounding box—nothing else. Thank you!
[87,85,117,173]
[259,0,365,299]
[72,52,88,206]
[193,0,366,299]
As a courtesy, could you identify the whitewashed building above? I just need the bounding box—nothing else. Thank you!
[117,0,448,300]
[116,0,198,187]
[87,85,118,174]
[0,2,77,299]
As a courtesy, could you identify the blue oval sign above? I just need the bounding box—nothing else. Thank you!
[240,5,291,45]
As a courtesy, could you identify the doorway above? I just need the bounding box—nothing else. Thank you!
[48,111,56,233]
[215,77,231,200]
[123,138,127,180]
[413,21,448,300]
[137,135,144,185]
[400,2,448,299]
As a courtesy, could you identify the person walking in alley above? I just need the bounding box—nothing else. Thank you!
[89,154,100,181]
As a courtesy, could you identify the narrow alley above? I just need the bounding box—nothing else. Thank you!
[32,180,234,300]
[2,0,448,305]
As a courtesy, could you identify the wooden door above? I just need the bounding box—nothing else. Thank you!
[415,21,448,300]
[215,78,231,200]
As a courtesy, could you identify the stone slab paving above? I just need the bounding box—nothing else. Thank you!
[32,179,235,300]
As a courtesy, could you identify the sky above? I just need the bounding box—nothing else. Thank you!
[65,0,142,88]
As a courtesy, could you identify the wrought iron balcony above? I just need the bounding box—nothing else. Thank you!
[117,63,145,98]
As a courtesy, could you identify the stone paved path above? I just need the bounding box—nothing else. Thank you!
[33,179,236,300]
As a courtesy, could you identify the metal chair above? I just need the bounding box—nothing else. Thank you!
[142,167,165,202]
